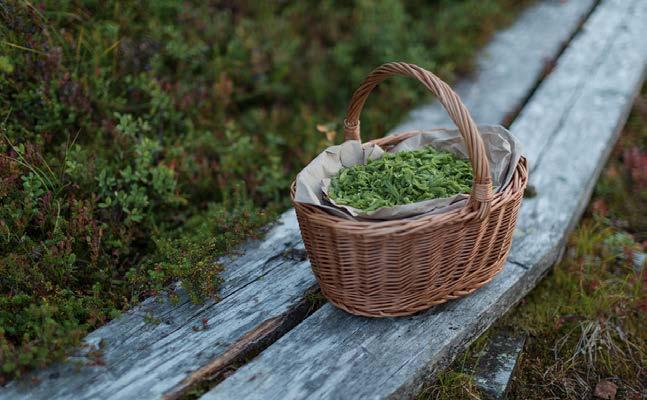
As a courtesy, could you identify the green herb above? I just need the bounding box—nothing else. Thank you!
[328,146,473,211]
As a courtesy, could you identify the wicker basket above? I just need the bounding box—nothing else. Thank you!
[291,62,528,317]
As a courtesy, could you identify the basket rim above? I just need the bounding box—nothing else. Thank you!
[290,150,527,235]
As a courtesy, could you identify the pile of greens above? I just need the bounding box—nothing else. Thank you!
[328,146,473,211]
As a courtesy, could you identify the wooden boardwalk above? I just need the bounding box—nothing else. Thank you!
[3,0,645,399]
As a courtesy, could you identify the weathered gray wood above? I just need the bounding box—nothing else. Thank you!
[1,211,318,400]
[508,0,647,268]
[472,331,526,400]
[393,0,596,132]
[202,262,533,400]
[82,209,303,361]
[0,1,598,399]
[200,1,647,398]
[510,0,633,168]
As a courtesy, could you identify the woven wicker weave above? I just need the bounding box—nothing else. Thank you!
[291,62,528,317]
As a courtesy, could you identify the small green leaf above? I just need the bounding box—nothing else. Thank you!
[329,146,473,211]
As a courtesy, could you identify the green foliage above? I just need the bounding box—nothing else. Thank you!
[417,371,483,400]
[0,0,531,382]
[329,147,472,211]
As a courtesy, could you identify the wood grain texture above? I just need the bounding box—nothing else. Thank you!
[508,0,647,268]
[511,0,633,167]
[201,1,647,398]
[201,262,531,400]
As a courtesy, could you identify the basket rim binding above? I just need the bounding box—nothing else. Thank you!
[289,155,527,233]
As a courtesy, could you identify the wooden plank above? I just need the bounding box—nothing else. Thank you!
[80,210,305,363]
[510,0,631,167]
[393,0,596,132]
[472,331,527,400]
[200,1,647,399]
[0,1,600,398]
[508,0,647,267]
[1,212,318,400]
[202,262,532,400]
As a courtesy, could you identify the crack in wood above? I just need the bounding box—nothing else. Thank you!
[161,285,321,400]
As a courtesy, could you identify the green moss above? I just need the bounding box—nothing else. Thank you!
[503,222,646,399]
[329,147,472,211]
[0,0,532,381]
[417,371,483,400]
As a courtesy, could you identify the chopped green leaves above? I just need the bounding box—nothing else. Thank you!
[328,146,473,211]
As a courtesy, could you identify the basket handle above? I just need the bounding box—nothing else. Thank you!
[343,62,493,219]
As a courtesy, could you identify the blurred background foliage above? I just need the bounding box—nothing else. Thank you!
[0,0,531,380]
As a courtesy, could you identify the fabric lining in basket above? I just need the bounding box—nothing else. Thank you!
[295,125,522,220]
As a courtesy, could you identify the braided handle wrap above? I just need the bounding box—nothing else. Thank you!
[343,62,493,219]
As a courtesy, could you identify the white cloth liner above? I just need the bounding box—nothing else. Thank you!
[294,125,523,220]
